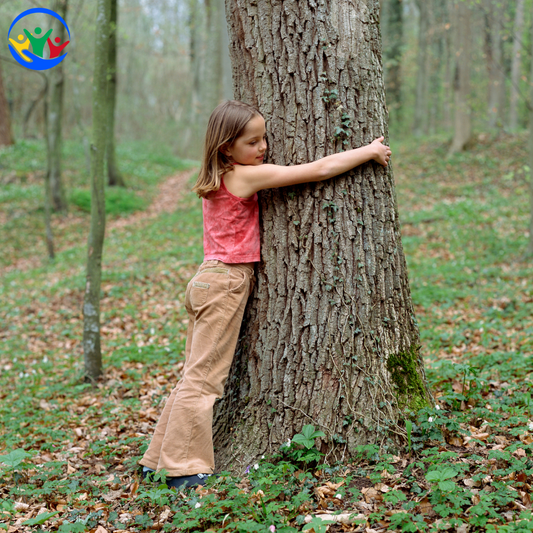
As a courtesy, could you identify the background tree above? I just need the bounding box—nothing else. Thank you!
[381,0,403,127]
[449,0,472,154]
[509,0,525,131]
[484,0,505,131]
[212,0,431,473]
[46,0,69,212]
[83,0,111,381]
[106,0,125,187]
[0,61,14,147]
[413,0,429,136]
[526,13,533,257]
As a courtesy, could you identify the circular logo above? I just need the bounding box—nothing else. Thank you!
[7,8,71,71]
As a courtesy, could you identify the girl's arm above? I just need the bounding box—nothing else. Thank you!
[236,137,391,196]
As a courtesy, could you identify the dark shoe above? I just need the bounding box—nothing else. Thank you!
[166,473,212,490]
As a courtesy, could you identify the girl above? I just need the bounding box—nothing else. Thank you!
[139,100,391,489]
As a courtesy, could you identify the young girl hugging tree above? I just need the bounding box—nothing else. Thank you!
[139,99,391,490]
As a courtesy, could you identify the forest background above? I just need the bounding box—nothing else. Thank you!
[1,0,533,532]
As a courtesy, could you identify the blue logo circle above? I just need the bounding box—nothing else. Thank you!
[7,8,71,71]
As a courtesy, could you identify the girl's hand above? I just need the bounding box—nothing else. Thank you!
[370,136,392,166]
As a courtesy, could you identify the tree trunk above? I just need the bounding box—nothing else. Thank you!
[107,0,125,187]
[413,0,429,136]
[0,61,14,146]
[382,0,403,126]
[528,20,533,255]
[47,0,69,213]
[42,76,55,260]
[182,0,204,159]
[509,0,525,131]
[213,0,430,474]
[449,0,472,154]
[485,0,505,131]
[83,0,111,382]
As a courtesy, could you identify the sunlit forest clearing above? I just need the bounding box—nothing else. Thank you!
[1,0,533,531]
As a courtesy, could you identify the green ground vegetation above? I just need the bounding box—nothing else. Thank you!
[0,132,533,532]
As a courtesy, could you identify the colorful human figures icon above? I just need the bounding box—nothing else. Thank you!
[8,34,33,62]
[10,26,69,62]
[47,36,70,59]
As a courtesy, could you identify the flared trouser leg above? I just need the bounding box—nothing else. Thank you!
[139,260,254,476]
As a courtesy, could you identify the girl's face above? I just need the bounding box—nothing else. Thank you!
[222,115,267,166]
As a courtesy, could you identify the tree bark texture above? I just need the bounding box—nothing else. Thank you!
[449,0,472,154]
[509,0,525,131]
[83,0,111,381]
[213,0,430,474]
[47,0,69,213]
[0,61,14,146]
[107,0,125,187]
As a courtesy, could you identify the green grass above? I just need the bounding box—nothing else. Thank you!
[1,132,533,532]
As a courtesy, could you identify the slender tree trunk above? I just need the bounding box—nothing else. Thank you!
[449,0,472,154]
[213,0,430,473]
[107,0,125,187]
[83,0,111,382]
[413,0,429,136]
[510,0,525,131]
[47,0,69,213]
[182,0,203,158]
[0,61,14,146]
[485,0,505,131]
[382,0,403,126]
[443,1,453,131]
[42,76,55,260]
[528,20,533,255]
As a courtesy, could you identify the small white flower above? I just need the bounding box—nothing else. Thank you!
[195,502,201,508]
[335,493,343,499]
[528,422,533,431]
[254,464,259,470]
[43,356,48,364]
[261,455,265,459]
[287,439,291,446]
[428,416,434,423]
[435,405,440,410]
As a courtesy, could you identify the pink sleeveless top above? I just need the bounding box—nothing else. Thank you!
[202,175,260,263]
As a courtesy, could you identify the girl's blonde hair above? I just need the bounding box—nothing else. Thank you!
[193,100,264,199]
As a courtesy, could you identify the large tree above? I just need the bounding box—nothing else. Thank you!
[213,0,430,473]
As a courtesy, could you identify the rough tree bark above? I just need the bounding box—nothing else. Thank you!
[0,61,14,146]
[449,0,472,154]
[47,0,69,213]
[213,0,431,474]
[509,0,525,131]
[83,0,111,381]
[107,0,125,187]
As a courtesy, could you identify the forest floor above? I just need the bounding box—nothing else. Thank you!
[1,132,533,532]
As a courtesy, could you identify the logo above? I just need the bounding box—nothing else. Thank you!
[7,8,70,71]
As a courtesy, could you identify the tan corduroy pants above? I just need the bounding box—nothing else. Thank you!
[139,260,255,476]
